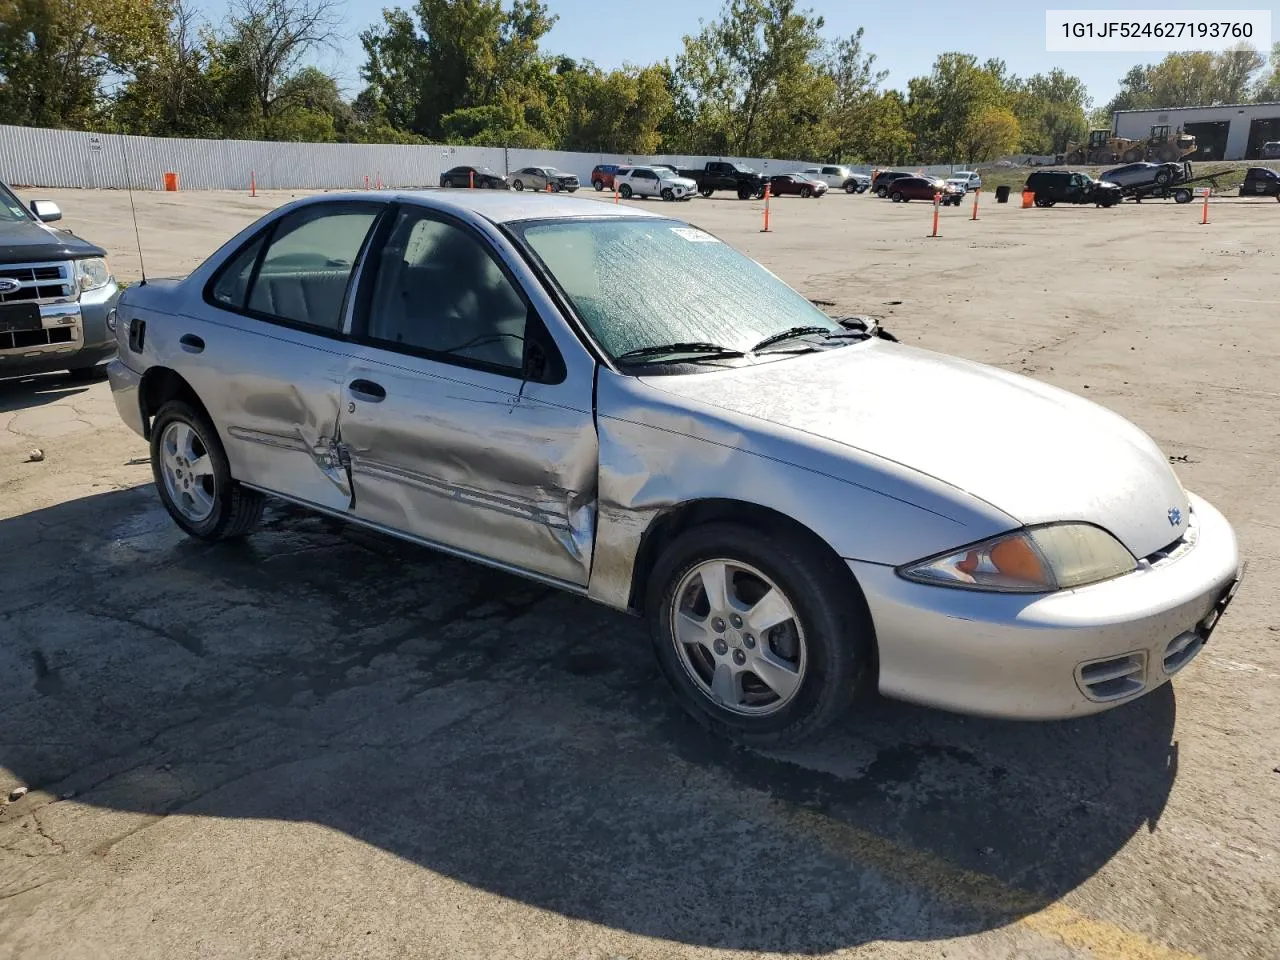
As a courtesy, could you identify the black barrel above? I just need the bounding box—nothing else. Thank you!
[995,184,1011,204]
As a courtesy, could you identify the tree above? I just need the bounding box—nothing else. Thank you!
[225,0,341,121]
[0,0,170,128]
[1011,69,1091,154]
[822,27,889,161]
[1104,47,1269,114]
[906,53,1006,162]
[963,105,1020,160]
[1252,42,1280,101]
[672,0,830,156]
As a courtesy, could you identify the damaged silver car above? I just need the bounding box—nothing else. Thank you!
[108,192,1242,745]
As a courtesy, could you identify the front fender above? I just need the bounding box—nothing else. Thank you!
[587,370,1015,610]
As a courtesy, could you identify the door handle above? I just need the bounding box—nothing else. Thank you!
[179,334,204,353]
[348,379,386,402]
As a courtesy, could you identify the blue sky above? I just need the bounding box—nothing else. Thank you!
[210,0,1279,108]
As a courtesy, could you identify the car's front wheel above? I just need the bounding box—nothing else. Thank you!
[844,180,858,194]
[150,400,264,541]
[593,179,604,191]
[800,186,812,198]
[661,187,674,201]
[647,523,870,745]
[619,184,633,199]
[699,186,713,198]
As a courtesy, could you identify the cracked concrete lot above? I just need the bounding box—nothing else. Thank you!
[1,187,1278,960]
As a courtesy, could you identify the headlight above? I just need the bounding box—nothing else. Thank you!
[77,257,112,292]
[898,524,1137,593]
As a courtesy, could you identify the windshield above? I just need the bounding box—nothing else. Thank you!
[515,218,840,362]
[657,169,680,179]
[545,168,567,177]
[0,183,31,223]
[731,164,757,174]
[476,167,496,175]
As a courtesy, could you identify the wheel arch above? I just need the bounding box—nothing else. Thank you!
[627,498,873,623]
[138,366,210,442]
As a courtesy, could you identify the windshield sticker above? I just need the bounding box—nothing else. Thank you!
[670,227,720,243]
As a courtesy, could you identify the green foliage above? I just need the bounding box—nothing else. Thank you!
[1104,46,1271,115]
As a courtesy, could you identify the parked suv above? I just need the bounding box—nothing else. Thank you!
[1260,142,1280,160]
[1025,170,1122,207]
[800,165,869,193]
[1239,166,1280,197]
[615,166,697,200]
[872,170,917,198]
[0,180,119,381]
[591,164,620,191]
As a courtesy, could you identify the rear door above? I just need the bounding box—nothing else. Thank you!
[337,204,599,586]
[193,201,385,511]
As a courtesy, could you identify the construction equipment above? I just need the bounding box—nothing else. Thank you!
[1132,124,1197,163]
[1060,125,1198,166]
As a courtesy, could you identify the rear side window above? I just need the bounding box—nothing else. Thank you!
[823,167,839,175]
[209,204,380,333]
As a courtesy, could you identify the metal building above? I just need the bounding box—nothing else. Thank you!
[1113,102,1280,161]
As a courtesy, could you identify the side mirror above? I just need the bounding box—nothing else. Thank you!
[30,200,61,223]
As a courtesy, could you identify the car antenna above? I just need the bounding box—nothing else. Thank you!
[119,135,147,286]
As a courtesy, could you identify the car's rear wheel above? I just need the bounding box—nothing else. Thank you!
[647,523,870,745]
[593,179,604,191]
[150,400,264,541]
[699,186,713,198]
[875,186,888,198]
[1174,188,1192,204]
[890,191,903,202]
[512,180,524,191]
[619,184,633,199]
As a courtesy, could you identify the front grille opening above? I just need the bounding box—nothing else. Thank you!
[1077,652,1146,702]
[0,327,75,350]
[1162,631,1204,675]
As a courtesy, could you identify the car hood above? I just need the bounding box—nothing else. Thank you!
[664,177,698,188]
[0,218,105,262]
[642,342,1190,559]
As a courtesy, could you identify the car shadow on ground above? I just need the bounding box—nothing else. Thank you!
[0,372,91,414]
[0,486,1179,953]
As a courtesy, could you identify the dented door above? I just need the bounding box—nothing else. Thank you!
[336,350,598,586]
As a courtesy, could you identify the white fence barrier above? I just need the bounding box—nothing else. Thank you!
[0,124,971,191]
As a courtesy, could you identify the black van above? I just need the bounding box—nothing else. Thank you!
[1025,170,1122,207]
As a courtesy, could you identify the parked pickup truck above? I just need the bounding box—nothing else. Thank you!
[1,180,119,381]
[677,161,767,199]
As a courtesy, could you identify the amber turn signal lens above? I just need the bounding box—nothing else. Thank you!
[990,537,1051,584]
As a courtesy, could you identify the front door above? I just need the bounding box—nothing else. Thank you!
[194,201,384,511]
[338,205,599,586]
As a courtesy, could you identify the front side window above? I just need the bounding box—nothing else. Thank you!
[0,183,31,223]
[361,210,528,371]
[515,218,839,364]
[242,207,378,331]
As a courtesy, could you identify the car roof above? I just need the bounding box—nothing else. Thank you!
[316,190,667,225]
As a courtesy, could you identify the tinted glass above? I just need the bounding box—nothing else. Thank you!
[211,236,264,309]
[517,218,839,360]
[247,208,377,331]
[364,211,527,371]
[0,183,31,223]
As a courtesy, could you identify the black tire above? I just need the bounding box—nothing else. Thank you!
[737,185,753,200]
[1155,170,1171,186]
[593,179,603,191]
[1034,196,1051,207]
[890,191,903,202]
[844,180,857,194]
[800,186,812,198]
[512,180,524,191]
[551,183,561,193]
[619,184,633,199]
[1066,151,1084,165]
[661,187,674,201]
[875,186,888,198]
[699,186,713,198]
[647,522,871,746]
[150,400,264,541]
[441,179,453,188]
[65,364,107,381]
[1174,188,1192,204]
[1123,148,1142,163]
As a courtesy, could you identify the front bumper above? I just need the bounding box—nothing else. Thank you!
[851,491,1241,719]
[0,281,118,377]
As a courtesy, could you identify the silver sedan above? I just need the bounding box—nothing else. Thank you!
[106,191,1242,745]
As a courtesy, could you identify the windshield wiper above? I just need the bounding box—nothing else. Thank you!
[749,326,835,352]
[615,342,746,364]
[835,315,899,342]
